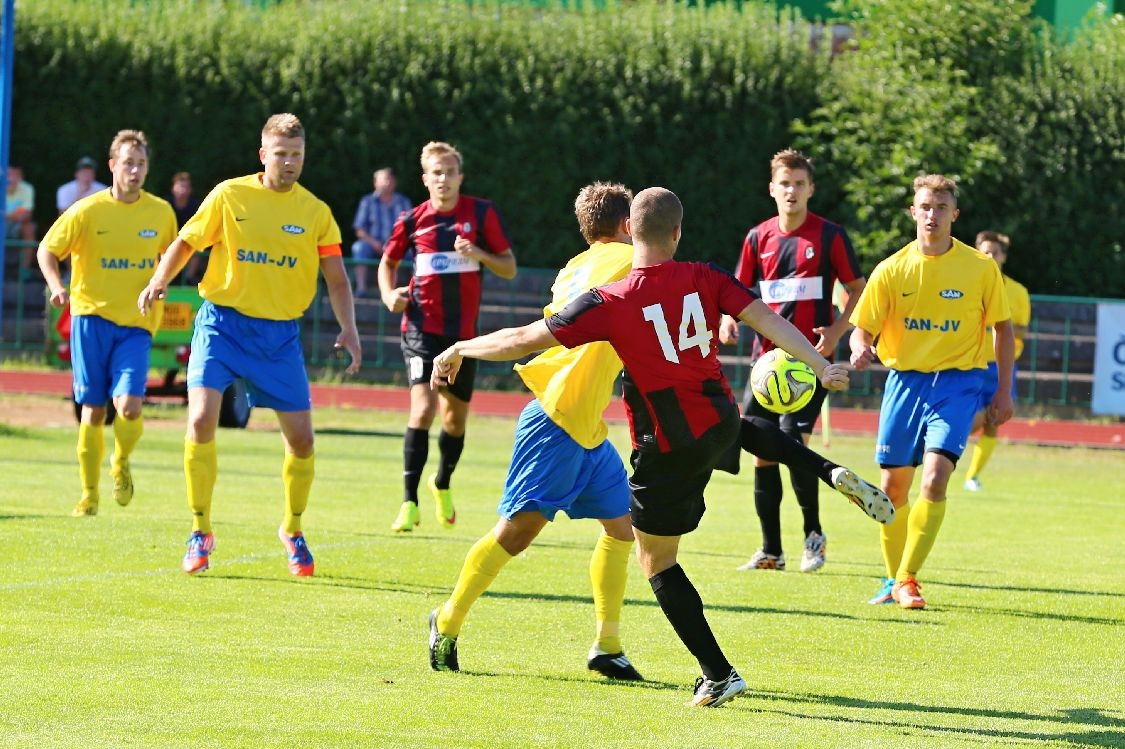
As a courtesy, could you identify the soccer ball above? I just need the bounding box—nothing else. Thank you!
[749,348,818,414]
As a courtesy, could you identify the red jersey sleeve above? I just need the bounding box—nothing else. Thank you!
[478,203,512,255]
[828,226,863,284]
[382,209,413,262]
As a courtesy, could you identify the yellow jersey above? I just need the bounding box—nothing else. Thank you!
[1003,274,1031,360]
[42,190,177,334]
[181,174,342,321]
[515,241,633,448]
[851,238,1010,372]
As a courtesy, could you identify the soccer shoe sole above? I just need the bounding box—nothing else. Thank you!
[832,468,895,524]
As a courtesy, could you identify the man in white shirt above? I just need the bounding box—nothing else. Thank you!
[56,156,107,214]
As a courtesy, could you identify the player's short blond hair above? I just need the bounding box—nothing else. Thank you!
[109,129,149,160]
[262,113,305,140]
[912,173,958,202]
[574,182,632,244]
[770,149,814,180]
[975,230,1010,251]
[630,187,682,244]
[420,141,463,171]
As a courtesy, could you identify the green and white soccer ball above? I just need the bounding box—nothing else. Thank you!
[749,348,818,414]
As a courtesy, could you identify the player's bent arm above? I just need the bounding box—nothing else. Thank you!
[377,255,408,312]
[37,245,68,306]
[718,314,740,345]
[818,276,866,353]
[989,319,1016,425]
[475,245,518,280]
[432,320,558,387]
[320,255,362,374]
[735,300,845,389]
[138,237,196,314]
[849,326,878,371]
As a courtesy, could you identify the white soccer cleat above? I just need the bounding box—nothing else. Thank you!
[831,467,895,524]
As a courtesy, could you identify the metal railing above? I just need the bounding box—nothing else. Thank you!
[2,240,1116,407]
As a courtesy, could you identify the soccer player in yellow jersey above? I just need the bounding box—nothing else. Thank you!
[38,130,177,518]
[426,182,643,679]
[849,174,1014,610]
[964,231,1032,492]
[137,113,361,577]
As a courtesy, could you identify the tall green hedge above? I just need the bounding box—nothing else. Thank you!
[10,0,1125,295]
[12,0,823,273]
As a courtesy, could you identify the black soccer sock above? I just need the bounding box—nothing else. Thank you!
[649,564,732,681]
[754,465,784,556]
[434,430,465,489]
[789,461,823,537]
[403,427,429,505]
[742,416,836,485]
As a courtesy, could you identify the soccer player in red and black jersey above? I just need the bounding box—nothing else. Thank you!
[431,187,850,708]
[378,142,517,533]
[719,149,868,574]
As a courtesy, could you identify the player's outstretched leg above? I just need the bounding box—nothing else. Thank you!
[830,467,894,523]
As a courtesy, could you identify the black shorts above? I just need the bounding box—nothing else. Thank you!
[742,375,827,436]
[401,330,477,403]
[628,410,740,537]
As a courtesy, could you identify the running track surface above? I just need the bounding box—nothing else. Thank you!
[2,370,1121,450]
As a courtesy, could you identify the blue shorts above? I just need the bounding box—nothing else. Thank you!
[186,301,310,412]
[70,315,152,406]
[351,240,378,262]
[875,369,984,468]
[498,400,631,522]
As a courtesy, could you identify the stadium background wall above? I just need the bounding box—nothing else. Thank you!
[6,0,1124,297]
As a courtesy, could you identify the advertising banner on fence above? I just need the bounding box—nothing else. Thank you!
[1092,302,1125,416]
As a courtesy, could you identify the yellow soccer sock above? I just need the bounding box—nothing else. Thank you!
[880,504,909,579]
[111,414,143,471]
[438,533,513,637]
[898,498,948,580]
[282,453,315,535]
[184,438,218,534]
[965,435,997,480]
[76,422,105,502]
[589,533,633,654]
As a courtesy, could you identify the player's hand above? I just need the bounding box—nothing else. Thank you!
[382,285,409,313]
[47,286,69,308]
[987,390,1014,427]
[334,326,363,375]
[818,362,850,392]
[137,281,167,315]
[453,236,477,257]
[849,343,877,371]
[430,347,463,389]
[718,316,739,346]
[812,325,840,358]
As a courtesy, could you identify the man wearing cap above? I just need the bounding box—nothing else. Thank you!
[57,156,108,214]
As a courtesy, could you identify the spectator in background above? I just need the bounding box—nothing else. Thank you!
[57,156,107,214]
[963,231,1031,492]
[351,167,411,297]
[5,164,38,273]
[167,171,206,284]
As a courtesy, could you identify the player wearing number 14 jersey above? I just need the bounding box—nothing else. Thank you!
[431,187,850,707]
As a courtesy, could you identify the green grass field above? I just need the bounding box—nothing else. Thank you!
[1,394,1122,748]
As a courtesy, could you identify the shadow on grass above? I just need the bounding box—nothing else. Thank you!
[317,428,404,438]
[744,689,1125,746]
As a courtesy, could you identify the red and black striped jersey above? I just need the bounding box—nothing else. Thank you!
[735,212,861,356]
[546,260,758,453]
[383,195,512,339]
